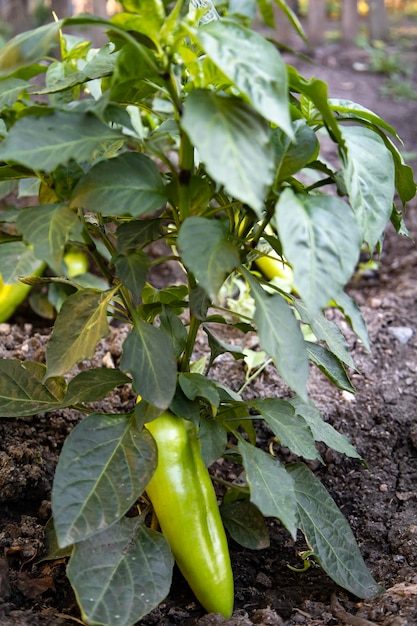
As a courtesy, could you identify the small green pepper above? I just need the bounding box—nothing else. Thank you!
[0,262,45,323]
[145,411,234,618]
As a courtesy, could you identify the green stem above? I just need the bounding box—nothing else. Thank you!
[180,312,200,372]
[178,129,194,221]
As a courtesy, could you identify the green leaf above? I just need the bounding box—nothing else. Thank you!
[179,372,220,409]
[0,22,62,77]
[331,291,370,352]
[16,204,80,273]
[45,289,112,379]
[294,300,356,369]
[178,217,240,299]
[221,499,270,550]
[287,67,344,145]
[159,305,188,358]
[118,0,165,43]
[0,111,124,172]
[288,463,383,598]
[0,359,65,417]
[341,125,395,250]
[251,398,322,461]
[275,188,361,314]
[64,369,131,406]
[307,342,356,393]
[245,271,309,400]
[329,98,398,137]
[383,136,416,206]
[0,78,30,108]
[70,152,167,217]
[117,219,164,252]
[204,325,245,370]
[67,518,173,626]
[272,119,319,183]
[0,241,43,282]
[114,250,149,306]
[239,439,298,539]
[181,89,274,215]
[52,413,156,547]
[271,0,306,40]
[198,416,227,467]
[196,20,292,136]
[120,319,177,410]
[288,397,361,459]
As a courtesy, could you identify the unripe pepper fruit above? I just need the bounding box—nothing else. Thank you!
[145,411,234,618]
[0,261,45,323]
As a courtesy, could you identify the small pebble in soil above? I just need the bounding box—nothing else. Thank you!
[388,326,414,344]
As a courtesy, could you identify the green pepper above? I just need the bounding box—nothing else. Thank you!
[145,411,234,618]
[0,262,45,323]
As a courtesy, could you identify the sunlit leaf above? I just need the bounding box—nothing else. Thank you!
[196,19,293,136]
[275,188,361,314]
[182,89,274,215]
[341,125,395,250]
[45,289,112,379]
[0,111,125,172]
[0,360,65,417]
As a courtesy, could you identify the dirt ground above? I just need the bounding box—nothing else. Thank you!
[1,27,417,626]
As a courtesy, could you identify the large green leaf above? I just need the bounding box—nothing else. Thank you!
[114,250,149,306]
[239,439,298,539]
[0,360,65,417]
[120,319,177,409]
[288,397,361,459]
[0,22,62,77]
[195,20,292,136]
[45,289,112,379]
[251,398,322,461]
[341,125,395,250]
[275,188,361,314]
[0,111,125,172]
[0,241,42,282]
[64,369,131,406]
[70,152,167,217]
[181,90,274,215]
[178,217,240,298]
[272,119,319,183]
[52,413,156,547]
[245,271,309,400]
[67,518,173,626]
[16,204,79,273]
[288,463,383,598]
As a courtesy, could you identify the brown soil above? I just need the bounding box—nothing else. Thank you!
[1,30,417,626]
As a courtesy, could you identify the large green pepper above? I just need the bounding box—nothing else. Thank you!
[145,411,234,618]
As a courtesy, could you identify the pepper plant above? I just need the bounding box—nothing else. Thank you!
[0,1,415,625]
